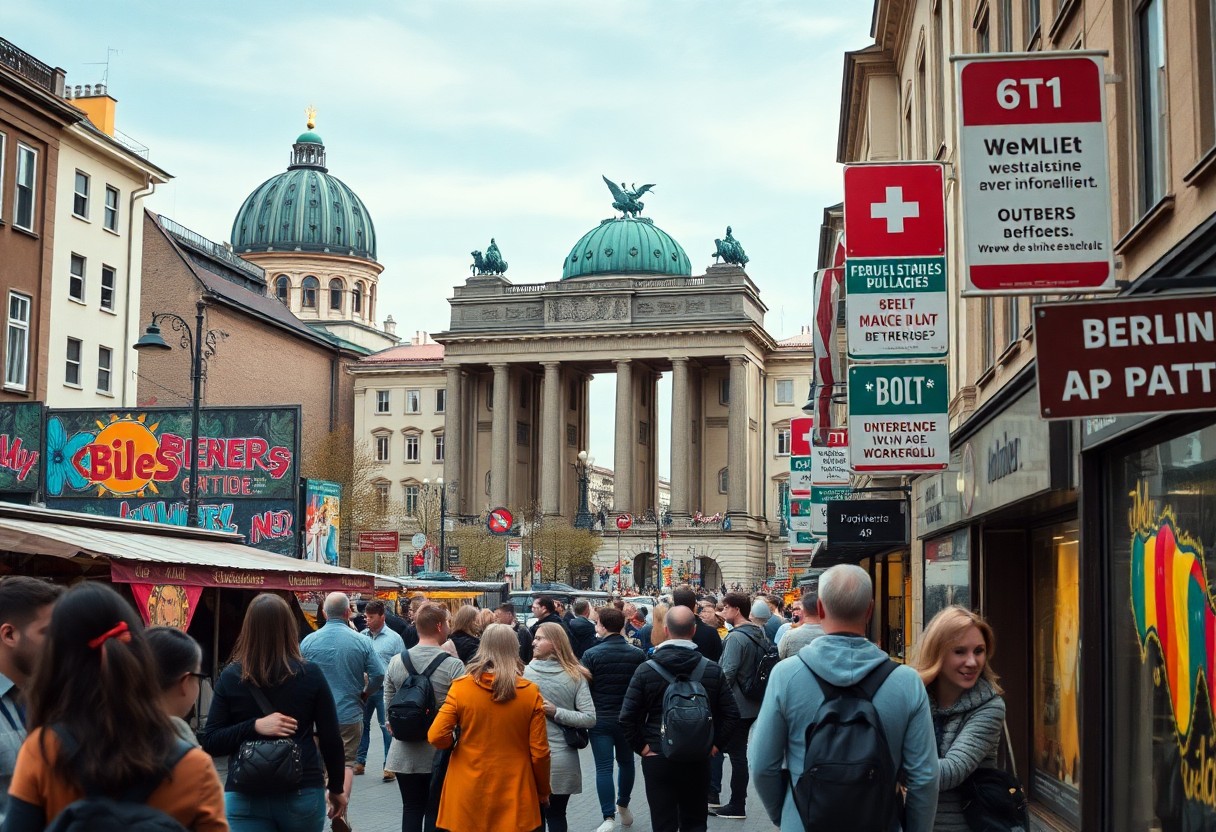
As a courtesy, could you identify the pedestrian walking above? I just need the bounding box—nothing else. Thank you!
[670,586,722,662]
[301,592,386,832]
[146,626,206,746]
[762,595,785,640]
[7,581,226,831]
[529,596,570,638]
[202,593,346,832]
[749,564,939,832]
[776,589,826,660]
[383,602,465,832]
[524,623,596,832]
[915,606,1007,831]
[357,601,406,779]
[427,623,551,832]
[0,576,61,826]
[566,600,597,659]
[445,605,482,664]
[494,603,534,663]
[580,607,645,832]
[618,606,739,832]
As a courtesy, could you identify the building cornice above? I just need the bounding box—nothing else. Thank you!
[836,45,897,164]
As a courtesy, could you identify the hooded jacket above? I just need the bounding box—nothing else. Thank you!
[748,634,939,832]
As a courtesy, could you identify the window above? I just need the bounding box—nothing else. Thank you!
[97,346,112,393]
[775,379,794,404]
[73,170,89,218]
[999,0,1013,51]
[567,423,577,447]
[982,298,996,369]
[916,51,928,157]
[103,185,119,231]
[638,421,650,445]
[100,265,116,312]
[329,279,343,311]
[434,434,445,462]
[516,421,531,446]
[301,276,318,308]
[15,144,37,231]
[719,377,730,405]
[405,434,420,462]
[1200,0,1216,150]
[374,434,390,462]
[275,275,290,304]
[1004,298,1020,348]
[975,6,991,52]
[64,337,81,386]
[5,293,30,389]
[777,427,792,456]
[374,482,390,511]
[1136,0,1168,211]
[435,388,446,413]
[376,390,390,413]
[1026,0,1041,40]
[69,254,86,302]
[406,389,420,414]
[353,283,363,315]
[932,4,945,147]
[404,484,419,516]
[718,467,729,494]
[924,529,971,624]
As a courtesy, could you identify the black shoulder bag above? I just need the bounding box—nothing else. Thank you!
[960,719,1030,832]
[228,686,303,794]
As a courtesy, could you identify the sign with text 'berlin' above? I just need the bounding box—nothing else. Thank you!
[1033,294,1216,419]
[956,52,1115,294]
[848,363,950,473]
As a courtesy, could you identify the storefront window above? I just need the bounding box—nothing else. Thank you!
[1110,422,1216,829]
[924,529,970,623]
[1031,522,1081,824]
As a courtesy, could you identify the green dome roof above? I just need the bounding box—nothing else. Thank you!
[562,217,691,279]
[231,130,376,261]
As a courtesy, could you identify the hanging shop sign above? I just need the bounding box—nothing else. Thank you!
[1034,294,1216,419]
[812,486,853,536]
[789,415,814,497]
[0,403,42,493]
[826,499,909,546]
[811,428,851,537]
[505,540,522,574]
[956,52,1115,294]
[789,497,812,532]
[848,363,950,473]
[843,162,947,259]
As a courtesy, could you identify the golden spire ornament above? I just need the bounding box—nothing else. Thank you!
[305,104,317,130]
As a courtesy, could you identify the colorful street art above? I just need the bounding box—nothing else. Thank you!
[303,479,341,565]
[0,403,42,492]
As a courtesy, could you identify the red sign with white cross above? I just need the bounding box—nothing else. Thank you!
[843,163,946,258]
[790,417,815,457]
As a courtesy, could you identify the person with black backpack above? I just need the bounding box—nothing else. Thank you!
[383,603,465,832]
[618,606,738,832]
[748,564,939,832]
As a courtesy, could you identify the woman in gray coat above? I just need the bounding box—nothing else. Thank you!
[915,606,1010,832]
[524,621,596,832]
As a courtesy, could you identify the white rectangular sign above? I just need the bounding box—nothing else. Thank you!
[846,258,949,359]
[812,429,851,486]
[848,363,951,473]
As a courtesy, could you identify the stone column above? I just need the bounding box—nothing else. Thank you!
[613,359,633,513]
[490,363,510,507]
[443,367,462,515]
[669,357,691,517]
[727,355,748,517]
[541,361,562,516]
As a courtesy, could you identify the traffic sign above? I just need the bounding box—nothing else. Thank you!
[848,363,950,473]
[410,532,427,550]
[843,163,946,258]
[616,513,633,530]
[956,52,1114,294]
[487,506,514,535]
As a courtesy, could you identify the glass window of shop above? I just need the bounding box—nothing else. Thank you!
[1030,521,1081,825]
[1109,421,1216,829]
[924,529,970,624]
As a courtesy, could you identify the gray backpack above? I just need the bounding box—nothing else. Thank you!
[646,657,714,761]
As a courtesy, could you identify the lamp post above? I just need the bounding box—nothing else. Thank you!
[423,477,447,572]
[134,300,226,528]
[573,450,594,531]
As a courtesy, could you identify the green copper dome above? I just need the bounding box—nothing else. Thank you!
[231,128,376,261]
[562,217,691,279]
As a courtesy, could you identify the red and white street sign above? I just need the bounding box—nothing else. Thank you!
[615,514,633,531]
[487,506,514,535]
[790,416,815,457]
[843,163,946,259]
[957,52,1115,294]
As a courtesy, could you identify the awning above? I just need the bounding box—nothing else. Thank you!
[0,503,396,593]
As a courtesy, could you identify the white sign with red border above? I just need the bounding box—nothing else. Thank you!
[956,51,1115,295]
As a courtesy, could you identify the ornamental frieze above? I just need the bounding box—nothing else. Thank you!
[546,296,630,323]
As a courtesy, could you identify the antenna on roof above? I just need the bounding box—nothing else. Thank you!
[82,47,119,86]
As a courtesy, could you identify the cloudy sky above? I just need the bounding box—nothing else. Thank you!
[5,0,872,474]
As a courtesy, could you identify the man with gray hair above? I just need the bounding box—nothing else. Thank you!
[748,564,938,832]
[776,587,826,660]
[302,592,386,832]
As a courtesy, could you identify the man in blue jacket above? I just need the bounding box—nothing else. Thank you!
[748,564,939,832]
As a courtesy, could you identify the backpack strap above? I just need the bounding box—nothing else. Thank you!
[248,685,276,716]
[688,656,709,683]
[646,659,676,685]
[401,651,417,676]
[123,738,194,804]
[421,654,448,678]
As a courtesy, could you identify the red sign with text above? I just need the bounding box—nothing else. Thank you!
[358,531,399,553]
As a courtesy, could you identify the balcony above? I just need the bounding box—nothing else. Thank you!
[0,37,65,95]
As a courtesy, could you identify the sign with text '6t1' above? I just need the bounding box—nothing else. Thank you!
[956,52,1115,294]
[848,363,950,473]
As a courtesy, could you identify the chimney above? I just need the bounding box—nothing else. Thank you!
[384,315,396,336]
[69,80,118,137]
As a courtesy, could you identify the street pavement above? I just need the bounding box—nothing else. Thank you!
[347,727,779,832]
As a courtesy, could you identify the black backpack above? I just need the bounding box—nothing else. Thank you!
[646,657,714,761]
[47,728,194,832]
[735,629,780,702]
[387,652,449,741]
[794,657,900,832]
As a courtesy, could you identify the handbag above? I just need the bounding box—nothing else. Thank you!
[961,720,1030,832]
[561,724,590,749]
[228,685,303,793]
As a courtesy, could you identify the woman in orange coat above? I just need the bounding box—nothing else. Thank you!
[428,622,551,832]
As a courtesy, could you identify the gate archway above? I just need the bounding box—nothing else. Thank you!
[699,556,723,592]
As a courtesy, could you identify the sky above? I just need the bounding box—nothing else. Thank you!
[4,0,874,475]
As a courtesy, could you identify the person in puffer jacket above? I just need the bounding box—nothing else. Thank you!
[915,606,1008,832]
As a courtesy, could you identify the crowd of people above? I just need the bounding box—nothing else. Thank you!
[0,565,1014,832]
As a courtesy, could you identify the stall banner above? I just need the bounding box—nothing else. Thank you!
[0,402,41,492]
[848,363,950,473]
[110,559,374,592]
[303,479,342,565]
[128,583,204,630]
[44,406,300,554]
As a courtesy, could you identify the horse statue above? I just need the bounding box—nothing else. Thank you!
[603,176,656,218]
[471,237,508,275]
[713,226,750,267]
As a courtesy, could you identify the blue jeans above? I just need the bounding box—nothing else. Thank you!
[225,788,327,832]
[357,689,389,766]
[589,724,634,820]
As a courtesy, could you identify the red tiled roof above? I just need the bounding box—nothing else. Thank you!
[775,330,815,348]
[361,343,445,364]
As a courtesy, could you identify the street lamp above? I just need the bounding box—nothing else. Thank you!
[574,450,595,531]
[134,300,226,528]
[423,477,447,572]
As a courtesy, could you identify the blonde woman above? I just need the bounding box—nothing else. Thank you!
[445,604,482,664]
[524,623,596,832]
[477,607,497,632]
[428,623,551,832]
[914,606,1007,831]
[647,604,669,655]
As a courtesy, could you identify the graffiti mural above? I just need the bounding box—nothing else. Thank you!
[0,403,42,492]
